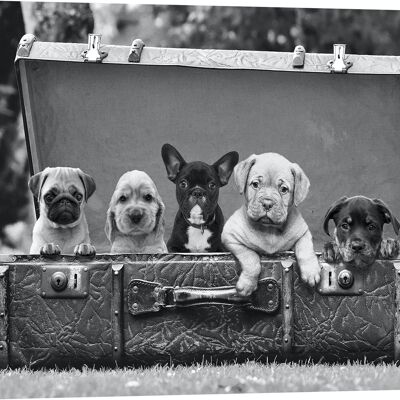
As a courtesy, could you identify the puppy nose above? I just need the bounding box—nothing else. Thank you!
[130,210,143,224]
[351,240,365,252]
[262,199,274,211]
[192,189,204,198]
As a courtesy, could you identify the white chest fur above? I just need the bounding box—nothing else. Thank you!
[185,226,212,252]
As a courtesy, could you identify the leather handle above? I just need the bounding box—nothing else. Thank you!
[128,278,280,316]
[173,286,249,306]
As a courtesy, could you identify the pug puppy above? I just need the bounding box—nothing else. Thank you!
[222,153,321,296]
[105,170,167,253]
[29,166,96,255]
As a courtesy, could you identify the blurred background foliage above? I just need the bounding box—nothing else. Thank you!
[1,2,400,252]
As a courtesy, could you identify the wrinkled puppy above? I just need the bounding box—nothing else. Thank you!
[322,196,400,266]
[29,166,96,255]
[222,153,321,296]
[161,144,239,252]
[105,170,167,253]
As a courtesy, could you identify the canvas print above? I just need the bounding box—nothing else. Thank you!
[1,1,400,397]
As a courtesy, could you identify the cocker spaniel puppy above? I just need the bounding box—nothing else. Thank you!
[105,170,167,253]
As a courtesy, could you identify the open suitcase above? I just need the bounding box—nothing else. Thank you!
[3,33,399,368]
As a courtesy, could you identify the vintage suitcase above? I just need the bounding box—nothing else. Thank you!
[3,33,400,368]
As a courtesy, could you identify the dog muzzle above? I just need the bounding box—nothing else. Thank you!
[47,194,80,225]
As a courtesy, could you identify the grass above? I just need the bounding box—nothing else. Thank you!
[0,361,400,398]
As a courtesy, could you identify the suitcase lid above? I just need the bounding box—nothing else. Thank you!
[15,34,400,252]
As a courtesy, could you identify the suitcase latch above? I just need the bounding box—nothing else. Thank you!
[128,278,280,316]
[327,44,353,73]
[81,34,108,63]
[41,264,89,298]
[317,262,364,296]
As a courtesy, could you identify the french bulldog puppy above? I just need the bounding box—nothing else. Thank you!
[105,170,167,253]
[29,167,96,256]
[161,144,239,252]
[222,152,321,296]
[322,195,400,266]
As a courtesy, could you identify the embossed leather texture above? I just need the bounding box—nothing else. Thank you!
[122,254,284,366]
[6,256,113,368]
[0,253,398,368]
[293,260,396,363]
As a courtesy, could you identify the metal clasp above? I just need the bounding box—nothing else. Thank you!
[327,44,352,73]
[81,34,108,63]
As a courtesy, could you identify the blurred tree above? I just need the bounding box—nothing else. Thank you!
[150,6,299,51]
[22,2,94,42]
[300,9,400,54]
[0,2,28,251]
[148,5,400,55]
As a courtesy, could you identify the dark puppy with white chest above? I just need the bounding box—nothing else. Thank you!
[161,144,239,252]
[322,195,400,266]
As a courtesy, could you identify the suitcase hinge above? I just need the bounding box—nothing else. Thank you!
[292,45,306,68]
[327,44,353,73]
[81,34,108,63]
[16,34,37,58]
[128,39,145,63]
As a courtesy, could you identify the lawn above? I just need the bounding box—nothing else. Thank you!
[0,361,400,398]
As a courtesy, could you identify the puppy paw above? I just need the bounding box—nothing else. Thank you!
[322,241,341,263]
[74,243,96,256]
[379,238,400,259]
[40,243,61,256]
[299,261,321,287]
[236,274,258,297]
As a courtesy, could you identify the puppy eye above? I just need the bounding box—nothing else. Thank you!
[119,195,127,203]
[144,194,153,202]
[44,194,53,203]
[280,186,289,194]
[75,193,83,202]
[251,181,259,189]
[368,224,377,231]
[179,180,188,189]
[341,223,350,230]
[208,182,216,190]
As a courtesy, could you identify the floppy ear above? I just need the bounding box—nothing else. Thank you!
[291,163,310,206]
[153,193,166,238]
[28,168,49,200]
[77,169,96,201]
[104,199,118,244]
[373,198,400,235]
[323,196,349,237]
[213,151,239,187]
[233,154,257,195]
[161,144,186,183]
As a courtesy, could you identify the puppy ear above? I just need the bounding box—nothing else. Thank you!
[213,151,239,187]
[28,169,49,200]
[161,144,186,182]
[373,198,400,235]
[153,194,166,238]
[291,163,310,206]
[77,169,96,201]
[104,207,117,244]
[233,154,257,194]
[323,196,348,237]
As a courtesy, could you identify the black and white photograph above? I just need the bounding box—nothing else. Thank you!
[0,0,400,397]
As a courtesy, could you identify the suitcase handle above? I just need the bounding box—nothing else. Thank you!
[128,278,280,316]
